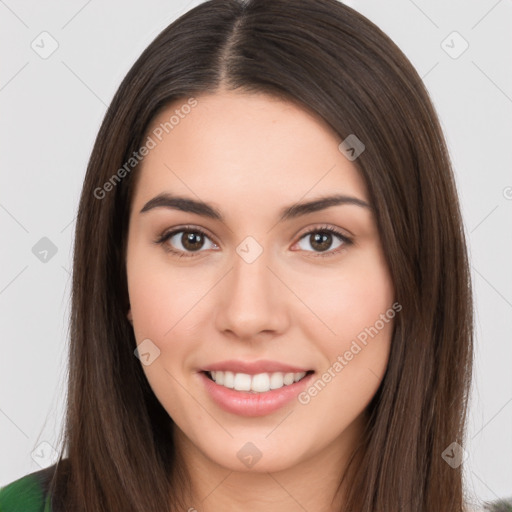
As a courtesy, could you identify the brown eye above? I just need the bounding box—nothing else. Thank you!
[295,226,352,256]
[309,232,334,252]
[180,231,206,251]
[157,227,218,256]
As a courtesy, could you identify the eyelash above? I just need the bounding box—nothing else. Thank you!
[154,224,353,259]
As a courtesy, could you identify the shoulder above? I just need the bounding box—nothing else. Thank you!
[466,497,512,512]
[484,497,512,511]
[0,464,58,512]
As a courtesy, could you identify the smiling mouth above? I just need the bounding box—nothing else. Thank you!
[203,370,314,393]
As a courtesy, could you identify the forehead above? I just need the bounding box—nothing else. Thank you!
[132,90,368,214]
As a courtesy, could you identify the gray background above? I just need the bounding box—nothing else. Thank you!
[1,0,511,505]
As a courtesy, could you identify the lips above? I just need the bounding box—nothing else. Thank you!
[196,359,315,416]
[198,369,315,416]
[200,359,312,375]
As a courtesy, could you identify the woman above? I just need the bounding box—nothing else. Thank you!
[1,0,508,510]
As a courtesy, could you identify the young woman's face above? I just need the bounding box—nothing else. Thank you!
[126,90,396,473]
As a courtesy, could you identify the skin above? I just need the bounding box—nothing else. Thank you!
[125,89,395,512]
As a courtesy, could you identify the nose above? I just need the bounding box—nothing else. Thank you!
[214,247,290,341]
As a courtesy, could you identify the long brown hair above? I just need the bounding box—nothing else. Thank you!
[49,0,473,510]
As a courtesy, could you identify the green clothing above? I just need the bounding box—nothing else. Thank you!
[0,466,54,512]
[1,464,511,511]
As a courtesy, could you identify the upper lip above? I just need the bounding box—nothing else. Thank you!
[201,359,313,375]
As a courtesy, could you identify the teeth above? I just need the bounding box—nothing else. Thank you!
[283,373,295,385]
[252,373,270,392]
[208,370,308,393]
[223,371,235,389]
[233,372,252,391]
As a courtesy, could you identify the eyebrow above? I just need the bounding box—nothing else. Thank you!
[140,192,372,222]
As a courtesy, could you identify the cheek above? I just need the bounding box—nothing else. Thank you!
[126,245,218,402]
[290,246,395,425]
[293,251,395,443]
[292,247,395,353]
[126,251,206,419]
[127,247,211,340]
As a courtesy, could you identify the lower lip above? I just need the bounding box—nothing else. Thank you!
[198,371,314,417]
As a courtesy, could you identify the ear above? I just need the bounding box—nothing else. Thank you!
[127,308,133,325]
